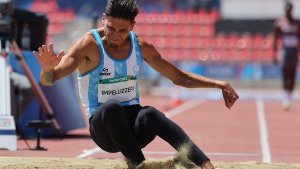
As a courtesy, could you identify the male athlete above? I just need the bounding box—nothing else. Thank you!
[273,0,299,110]
[33,0,238,168]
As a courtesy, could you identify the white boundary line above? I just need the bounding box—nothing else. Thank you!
[77,149,259,159]
[165,100,204,118]
[256,99,271,163]
[76,147,102,159]
[76,100,203,159]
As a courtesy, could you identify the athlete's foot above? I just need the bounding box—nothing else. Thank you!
[283,100,292,111]
[201,160,216,169]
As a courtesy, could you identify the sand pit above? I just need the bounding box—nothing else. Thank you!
[0,157,300,169]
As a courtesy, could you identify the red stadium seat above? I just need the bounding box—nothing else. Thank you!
[214,33,227,49]
[253,33,264,49]
[210,8,220,22]
[190,37,202,49]
[30,0,59,14]
[261,34,273,50]
[227,33,239,49]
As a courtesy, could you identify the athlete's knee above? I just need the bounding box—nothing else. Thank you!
[102,99,122,111]
[138,107,165,125]
[99,99,123,122]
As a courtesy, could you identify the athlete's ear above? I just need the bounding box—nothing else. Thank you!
[131,21,136,31]
[102,13,106,24]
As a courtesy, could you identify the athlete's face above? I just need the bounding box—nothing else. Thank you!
[285,3,293,15]
[102,15,134,47]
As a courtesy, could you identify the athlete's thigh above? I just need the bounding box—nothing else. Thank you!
[281,47,298,68]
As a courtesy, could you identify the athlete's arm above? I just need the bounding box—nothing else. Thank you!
[298,21,300,52]
[33,33,94,86]
[139,38,238,109]
[298,22,300,64]
[273,20,281,64]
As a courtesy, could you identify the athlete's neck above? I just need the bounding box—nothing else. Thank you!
[104,37,130,51]
[102,37,131,60]
[107,42,124,51]
[109,43,118,49]
[286,14,293,21]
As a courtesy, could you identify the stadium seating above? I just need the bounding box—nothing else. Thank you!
[134,11,275,63]
[29,0,75,39]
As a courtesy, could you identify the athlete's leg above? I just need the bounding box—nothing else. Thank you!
[282,66,295,110]
[281,48,298,109]
[89,99,145,165]
[134,106,210,166]
[282,66,297,92]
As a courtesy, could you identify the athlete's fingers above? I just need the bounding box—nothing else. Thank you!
[226,98,232,108]
[228,94,238,109]
[223,90,230,108]
[48,43,54,53]
[224,89,238,109]
[38,47,44,55]
[57,50,64,61]
[226,99,234,109]
[225,100,229,108]
[229,97,236,107]
[226,103,230,109]
[42,45,48,53]
[32,51,41,59]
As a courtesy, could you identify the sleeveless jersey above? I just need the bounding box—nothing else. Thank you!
[77,29,143,118]
[281,21,299,48]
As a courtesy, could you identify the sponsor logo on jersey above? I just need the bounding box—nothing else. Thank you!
[100,67,111,76]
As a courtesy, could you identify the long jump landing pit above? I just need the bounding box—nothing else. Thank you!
[0,157,300,169]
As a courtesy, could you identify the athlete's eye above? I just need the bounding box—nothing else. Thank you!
[107,26,115,32]
[119,29,128,33]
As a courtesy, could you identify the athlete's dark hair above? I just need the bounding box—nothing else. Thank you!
[285,0,292,7]
[285,0,293,12]
[105,0,139,22]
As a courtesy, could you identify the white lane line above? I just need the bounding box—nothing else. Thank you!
[207,152,259,157]
[165,100,204,118]
[76,148,259,159]
[76,100,204,158]
[256,99,271,163]
[76,147,102,159]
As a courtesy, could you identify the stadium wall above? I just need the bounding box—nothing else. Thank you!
[221,0,300,20]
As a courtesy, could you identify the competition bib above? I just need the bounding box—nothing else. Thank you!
[283,35,299,47]
[98,76,137,103]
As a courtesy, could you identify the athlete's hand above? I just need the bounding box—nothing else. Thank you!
[272,51,278,65]
[221,82,239,109]
[33,43,64,72]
